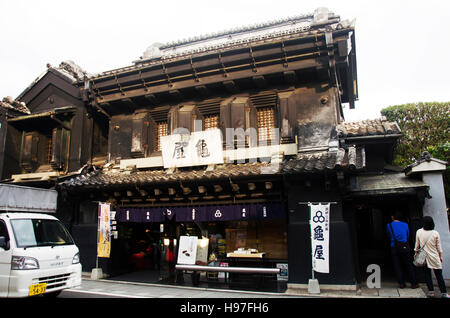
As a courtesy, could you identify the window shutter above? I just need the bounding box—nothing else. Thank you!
[50,128,62,169]
[168,105,203,134]
[277,91,297,144]
[21,132,39,172]
[50,127,69,171]
[149,106,169,154]
[219,98,233,148]
[131,112,149,158]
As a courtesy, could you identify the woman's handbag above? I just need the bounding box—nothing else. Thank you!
[413,232,433,267]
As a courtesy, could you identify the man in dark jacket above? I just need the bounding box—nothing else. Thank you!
[387,212,419,289]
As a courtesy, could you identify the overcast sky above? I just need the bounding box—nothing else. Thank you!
[1,0,449,121]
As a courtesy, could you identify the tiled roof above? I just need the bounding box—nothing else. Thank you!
[157,12,321,50]
[137,9,346,63]
[337,118,401,138]
[0,97,31,115]
[54,60,90,83]
[404,151,448,175]
[93,8,355,78]
[15,61,89,101]
[61,162,275,188]
[282,145,365,173]
[60,146,365,190]
[349,173,428,195]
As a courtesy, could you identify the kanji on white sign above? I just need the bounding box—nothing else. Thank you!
[310,203,330,273]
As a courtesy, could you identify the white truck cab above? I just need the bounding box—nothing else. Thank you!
[0,213,82,297]
[0,184,81,297]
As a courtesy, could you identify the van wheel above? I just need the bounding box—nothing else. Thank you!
[44,290,62,297]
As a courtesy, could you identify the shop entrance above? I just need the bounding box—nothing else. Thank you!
[113,222,166,283]
[110,207,289,292]
[354,205,394,285]
[351,196,422,287]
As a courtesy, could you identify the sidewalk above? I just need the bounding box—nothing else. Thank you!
[75,274,427,298]
[73,276,295,298]
[286,284,426,298]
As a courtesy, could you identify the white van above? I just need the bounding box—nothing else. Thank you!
[0,212,82,297]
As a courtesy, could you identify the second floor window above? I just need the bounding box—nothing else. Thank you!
[257,107,275,144]
[203,115,219,130]
[155,121,168,152]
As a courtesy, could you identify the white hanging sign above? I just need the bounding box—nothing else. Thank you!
[177,236,198,265]
[161,129,224,168]
[310,203,330,274]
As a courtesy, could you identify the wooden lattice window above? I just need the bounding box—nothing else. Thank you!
[155,121,168,152]
[257,107,275,144]
[203,115,219,130]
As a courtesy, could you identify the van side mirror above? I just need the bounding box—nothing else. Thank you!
[0,236,8,250]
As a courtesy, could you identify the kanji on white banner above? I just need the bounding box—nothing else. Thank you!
[310,203,330,273]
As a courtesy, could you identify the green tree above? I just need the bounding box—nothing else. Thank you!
[381,102,450,200]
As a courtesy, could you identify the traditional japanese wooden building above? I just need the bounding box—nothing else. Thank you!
[2,8,445,292]
[0,61,90,184]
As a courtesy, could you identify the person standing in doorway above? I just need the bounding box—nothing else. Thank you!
[387,211,419,289]
[166,240,176,282]
[414,216,449,298]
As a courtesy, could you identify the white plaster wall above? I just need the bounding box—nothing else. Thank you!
[422,172,450,280]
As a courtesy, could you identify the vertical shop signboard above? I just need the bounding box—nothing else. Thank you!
[97,202,111,258]
[309,203,330,273]
[178,236,198,265]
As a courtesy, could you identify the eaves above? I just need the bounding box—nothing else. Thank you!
[342,133,402,144]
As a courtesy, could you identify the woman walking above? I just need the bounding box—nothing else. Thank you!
[414,216,449,298]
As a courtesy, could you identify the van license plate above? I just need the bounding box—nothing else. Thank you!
[29,283,47,296]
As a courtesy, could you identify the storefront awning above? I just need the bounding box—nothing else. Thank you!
[116,202,286,223]
[349,173,429,196]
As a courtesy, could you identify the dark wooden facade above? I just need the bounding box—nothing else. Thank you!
[0,65,89,182]
[0,9,430,291]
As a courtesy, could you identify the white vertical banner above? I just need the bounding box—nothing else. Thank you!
[310,203,330,274]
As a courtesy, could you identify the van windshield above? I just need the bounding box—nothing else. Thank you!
[11,219,74,248]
